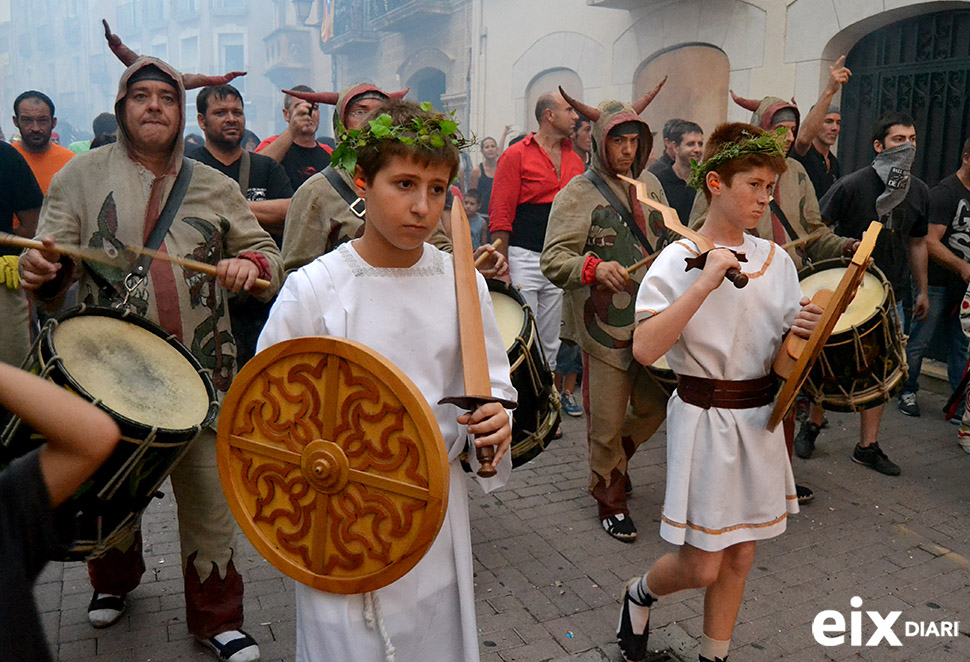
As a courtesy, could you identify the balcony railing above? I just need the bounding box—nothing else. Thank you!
[320,1,380,55]
[368,0,451,33]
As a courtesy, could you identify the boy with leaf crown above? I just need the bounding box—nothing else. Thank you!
[618,123,822,662]
[257,99,516,662]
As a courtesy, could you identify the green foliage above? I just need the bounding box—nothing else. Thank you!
[330,107,475,172]
[687,127,787,190]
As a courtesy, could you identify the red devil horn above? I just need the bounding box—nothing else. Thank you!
[183,71,247,90]
[558,86,600,122]
[388,88,410,100]
[790,97,798,106]
[730,89,761,112]
[103,19,138,67]
[632,76,667,114]
[282,89,340,105]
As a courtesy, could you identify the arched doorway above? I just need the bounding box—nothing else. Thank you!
[634,44,730,141]
[407,68,446,111]
[841,8,970,185]
[524,68,583,133]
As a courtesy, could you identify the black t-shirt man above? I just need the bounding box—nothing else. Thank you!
[926,173,970,299]
[653,165,695,226]
[185,145,294,366]
[820,166,929,295]
[795,143,841,200]
[0,142,44,256]
[186,146,293,219]
[280,143,331,191]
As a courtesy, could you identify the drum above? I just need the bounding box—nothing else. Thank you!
[0,305,219,561]
[487,280,561,467]
[647,354,677,397]
[798,258,907,412]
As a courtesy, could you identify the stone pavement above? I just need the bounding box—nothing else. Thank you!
[37,382,970,662]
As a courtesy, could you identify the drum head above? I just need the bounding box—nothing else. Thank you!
[487,280,528,351]
[51,313,211,431]
[800,267,884,335]
[217,336,449,594]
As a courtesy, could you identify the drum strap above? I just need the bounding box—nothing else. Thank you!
[88,158,195,302]
[583,170,654,254]
[769,198,799,243]
[323,166,366,218]
[131,158,195,279]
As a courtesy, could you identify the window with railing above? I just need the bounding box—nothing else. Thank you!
[334,0,370,36]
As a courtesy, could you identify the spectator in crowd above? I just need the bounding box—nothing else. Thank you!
[469,127,510,215]
[647,118,684,177]
[792,56,851,199]
[255,85,332,190]
[571,116,593,167]
[653,120,703,223]
[898,140,970,421]
[818,111,930,476]
[11,90,74,194]
[68,112,118,154]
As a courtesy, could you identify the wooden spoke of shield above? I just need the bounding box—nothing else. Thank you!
[216,336,449,594]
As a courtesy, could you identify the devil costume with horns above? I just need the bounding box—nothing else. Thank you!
[278,84,455,276]
[689,91,854,271]
[540,82,672,540]
[26,21,283,662]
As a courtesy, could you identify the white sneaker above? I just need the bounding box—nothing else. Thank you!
[87,592,126,628]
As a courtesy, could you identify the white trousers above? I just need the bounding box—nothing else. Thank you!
[508,246,561,373]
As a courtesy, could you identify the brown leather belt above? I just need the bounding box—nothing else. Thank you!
[676,374,777,410]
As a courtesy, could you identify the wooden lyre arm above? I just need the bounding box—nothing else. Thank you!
[619,174,747,288]
[766,221,882,431]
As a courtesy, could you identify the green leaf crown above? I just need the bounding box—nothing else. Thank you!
[687,127,787,190]
[330,101,475,172]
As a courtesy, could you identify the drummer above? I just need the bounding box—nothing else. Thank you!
[19,46,283,662]
[541,84,670,542]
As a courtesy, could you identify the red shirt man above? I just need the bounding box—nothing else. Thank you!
[489,92,584,373]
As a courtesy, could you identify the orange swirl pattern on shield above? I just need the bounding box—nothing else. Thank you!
[216,336,449,594]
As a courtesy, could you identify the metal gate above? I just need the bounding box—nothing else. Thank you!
[841,9,970,186]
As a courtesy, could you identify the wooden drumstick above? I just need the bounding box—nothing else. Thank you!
[779,229,825,253]
[125,244,271,290]
[0,233,127,269]
[2,233,271,290]
[473,238,503,268]
[625,249,661,276]
[439,203,516,477]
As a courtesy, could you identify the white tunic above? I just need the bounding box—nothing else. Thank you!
[257,242,515,662]
[634,235,801,552]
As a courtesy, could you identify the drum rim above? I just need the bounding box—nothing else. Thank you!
[43,304,219,436]
[798,257,890,334]
[486,279,533,349]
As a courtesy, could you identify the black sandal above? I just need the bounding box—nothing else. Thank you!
[617,578,654,661]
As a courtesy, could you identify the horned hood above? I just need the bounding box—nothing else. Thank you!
[588,100,653,181]
[114,56,187,173]
[732,91,801,138]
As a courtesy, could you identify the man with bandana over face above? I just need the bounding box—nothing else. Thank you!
[817,111,929,476]
[19,22,282,662]
[541,82,671,542]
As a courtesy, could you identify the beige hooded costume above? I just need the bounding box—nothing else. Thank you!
[32,54,282,641]
[540,86,670,522]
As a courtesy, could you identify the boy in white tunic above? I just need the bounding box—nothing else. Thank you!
[616,124,822,662]
[257,100,515,662]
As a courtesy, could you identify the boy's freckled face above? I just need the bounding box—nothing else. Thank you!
[359,154,452,255]
[715,165,776,230]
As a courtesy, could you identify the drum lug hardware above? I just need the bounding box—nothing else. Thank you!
[118,273,145,309]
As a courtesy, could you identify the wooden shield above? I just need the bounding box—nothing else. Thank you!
[216,336,450,594]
